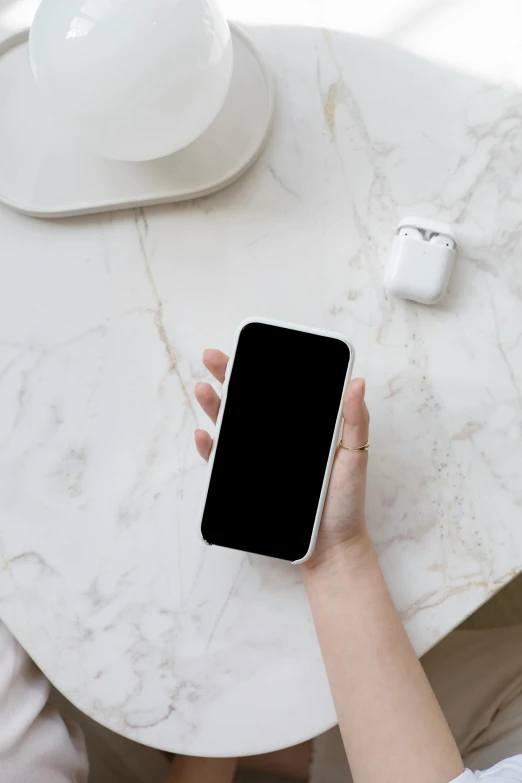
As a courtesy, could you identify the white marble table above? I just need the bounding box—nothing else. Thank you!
[1,0,522,758]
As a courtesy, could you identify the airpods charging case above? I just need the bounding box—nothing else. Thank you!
[385,217,457,305]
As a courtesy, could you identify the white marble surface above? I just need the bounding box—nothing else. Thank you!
[1,0,522,757]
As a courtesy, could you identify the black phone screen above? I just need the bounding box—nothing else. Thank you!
[200,322,351,562]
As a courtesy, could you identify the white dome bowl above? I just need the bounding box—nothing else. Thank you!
[29,0,234,161]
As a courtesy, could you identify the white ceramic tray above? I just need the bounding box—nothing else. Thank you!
[0,23,273,217]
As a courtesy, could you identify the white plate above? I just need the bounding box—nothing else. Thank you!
[0,23,273,217]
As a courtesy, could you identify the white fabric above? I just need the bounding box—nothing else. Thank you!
[0,620,88,783]
[453,756,522,779]
[310,627,522,783]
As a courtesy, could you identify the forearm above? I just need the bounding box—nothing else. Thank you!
[303,534,464,783]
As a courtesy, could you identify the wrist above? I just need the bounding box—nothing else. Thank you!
[301,528,375,582]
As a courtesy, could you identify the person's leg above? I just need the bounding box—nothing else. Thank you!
[0,620,88,783]
[165,743,311,783]
[163,755,237,783]
[239,741,312,781]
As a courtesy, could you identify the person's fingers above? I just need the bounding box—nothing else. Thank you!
[194,350,227,462]
[195,429,213,462]
[339,378,370,453]
[203,349,229,384]
[195,382,221,424]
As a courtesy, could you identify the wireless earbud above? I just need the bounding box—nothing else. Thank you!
[429,233,455,249]
[398,227,423,240]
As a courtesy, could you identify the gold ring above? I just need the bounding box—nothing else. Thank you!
[338,438,370,452]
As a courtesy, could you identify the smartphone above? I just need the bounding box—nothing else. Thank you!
[199,318,354,564]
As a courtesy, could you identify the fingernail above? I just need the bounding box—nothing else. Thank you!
[194,429,200,436]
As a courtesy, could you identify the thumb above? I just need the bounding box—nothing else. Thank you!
[339,378,369,454]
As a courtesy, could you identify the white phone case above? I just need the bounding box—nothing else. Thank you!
[198,317,355,565]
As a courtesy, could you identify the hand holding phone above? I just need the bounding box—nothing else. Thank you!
[195,319,370,566]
